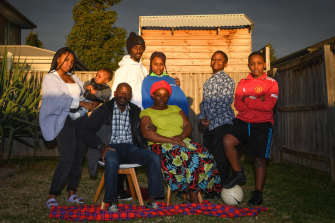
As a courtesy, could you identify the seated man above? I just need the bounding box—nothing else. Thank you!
[82,83,164,212]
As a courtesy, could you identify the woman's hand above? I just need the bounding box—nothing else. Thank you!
[170,136,186,147]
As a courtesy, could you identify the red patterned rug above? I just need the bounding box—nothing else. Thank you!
[49,201,268,221]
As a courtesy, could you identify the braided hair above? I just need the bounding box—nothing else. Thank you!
[149,51,167,75]
[49,47,76,73]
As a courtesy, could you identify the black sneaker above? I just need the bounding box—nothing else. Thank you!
[146,201,159,209]
[117,190,132,201]
[107,202,119,212]
[247,190,263,206]
[222,170,246,189]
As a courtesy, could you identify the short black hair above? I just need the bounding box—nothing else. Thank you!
[248,51,265,63]
[212,50,228,62]
[49,47,76,73]
[99,68,114,81]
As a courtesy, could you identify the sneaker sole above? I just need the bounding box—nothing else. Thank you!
[118,197,133,201]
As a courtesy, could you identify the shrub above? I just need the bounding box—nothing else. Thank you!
[0,47,42,159]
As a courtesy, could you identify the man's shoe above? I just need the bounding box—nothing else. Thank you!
[117,190,132,201]
[107,202,119,212]
[146,201,159,209]
[222,170,246,189]
[247,190,263,206]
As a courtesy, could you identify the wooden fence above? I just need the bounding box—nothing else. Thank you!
[271,44,335,182]
[9,70,247,157]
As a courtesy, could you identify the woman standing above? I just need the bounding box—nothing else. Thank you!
[140,80,221,203]
[141,51,188,116]
[39,47,97,209]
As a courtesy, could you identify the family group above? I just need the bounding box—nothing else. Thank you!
[39,32,278,212]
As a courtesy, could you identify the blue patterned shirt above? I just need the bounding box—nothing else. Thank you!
[199,70,235,131]
[110,103,133,144]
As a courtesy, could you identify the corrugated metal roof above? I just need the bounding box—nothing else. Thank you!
[139,14,253,29]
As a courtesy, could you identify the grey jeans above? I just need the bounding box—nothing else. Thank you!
[49,115,87,196]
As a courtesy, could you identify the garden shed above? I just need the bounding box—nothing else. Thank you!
[139,14,254,74]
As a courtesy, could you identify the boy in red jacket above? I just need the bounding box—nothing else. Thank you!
[222,51,279,206]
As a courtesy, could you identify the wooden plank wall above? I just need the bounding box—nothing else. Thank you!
[141,29,251,74]
[272,47,335,177]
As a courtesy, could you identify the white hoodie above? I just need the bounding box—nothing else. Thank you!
[111,55,148,109]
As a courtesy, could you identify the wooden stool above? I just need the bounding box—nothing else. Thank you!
[93,164,144,209]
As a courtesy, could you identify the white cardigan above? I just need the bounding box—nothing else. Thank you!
[39,71,84,141]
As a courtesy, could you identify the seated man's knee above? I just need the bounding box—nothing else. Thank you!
[105,151,119,168]
[148,152,161,168]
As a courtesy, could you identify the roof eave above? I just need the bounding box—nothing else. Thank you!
[0,0,37,29]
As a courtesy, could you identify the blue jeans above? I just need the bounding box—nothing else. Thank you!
[104,143,164,203]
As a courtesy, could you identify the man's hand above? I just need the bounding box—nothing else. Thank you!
[100,145,115,162]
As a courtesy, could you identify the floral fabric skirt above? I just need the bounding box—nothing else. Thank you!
[149,138,222,193]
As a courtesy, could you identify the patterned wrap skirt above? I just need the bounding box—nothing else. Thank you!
[149,138,222,193]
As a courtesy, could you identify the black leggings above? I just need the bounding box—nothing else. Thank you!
[49,115,87,196]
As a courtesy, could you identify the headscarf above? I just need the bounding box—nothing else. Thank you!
[126,32,145,54]
[150,80,172,97]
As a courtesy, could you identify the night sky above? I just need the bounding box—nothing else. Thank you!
[8,0,335,59]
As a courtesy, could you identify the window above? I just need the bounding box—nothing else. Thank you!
[5,20,15,45]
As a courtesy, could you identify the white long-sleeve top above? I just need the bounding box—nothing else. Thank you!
[111,55,148,109]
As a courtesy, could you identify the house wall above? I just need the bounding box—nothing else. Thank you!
[0,13,5,44]
[141,28,252,74]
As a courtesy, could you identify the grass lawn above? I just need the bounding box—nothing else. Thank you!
[0,157,334,223]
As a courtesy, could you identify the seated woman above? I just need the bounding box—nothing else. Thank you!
[141,51,189,116]
[140,80,221,203]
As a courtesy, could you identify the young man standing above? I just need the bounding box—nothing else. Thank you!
[112,32,147,109]
[222,52,278,206]
[199,51,235,198]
